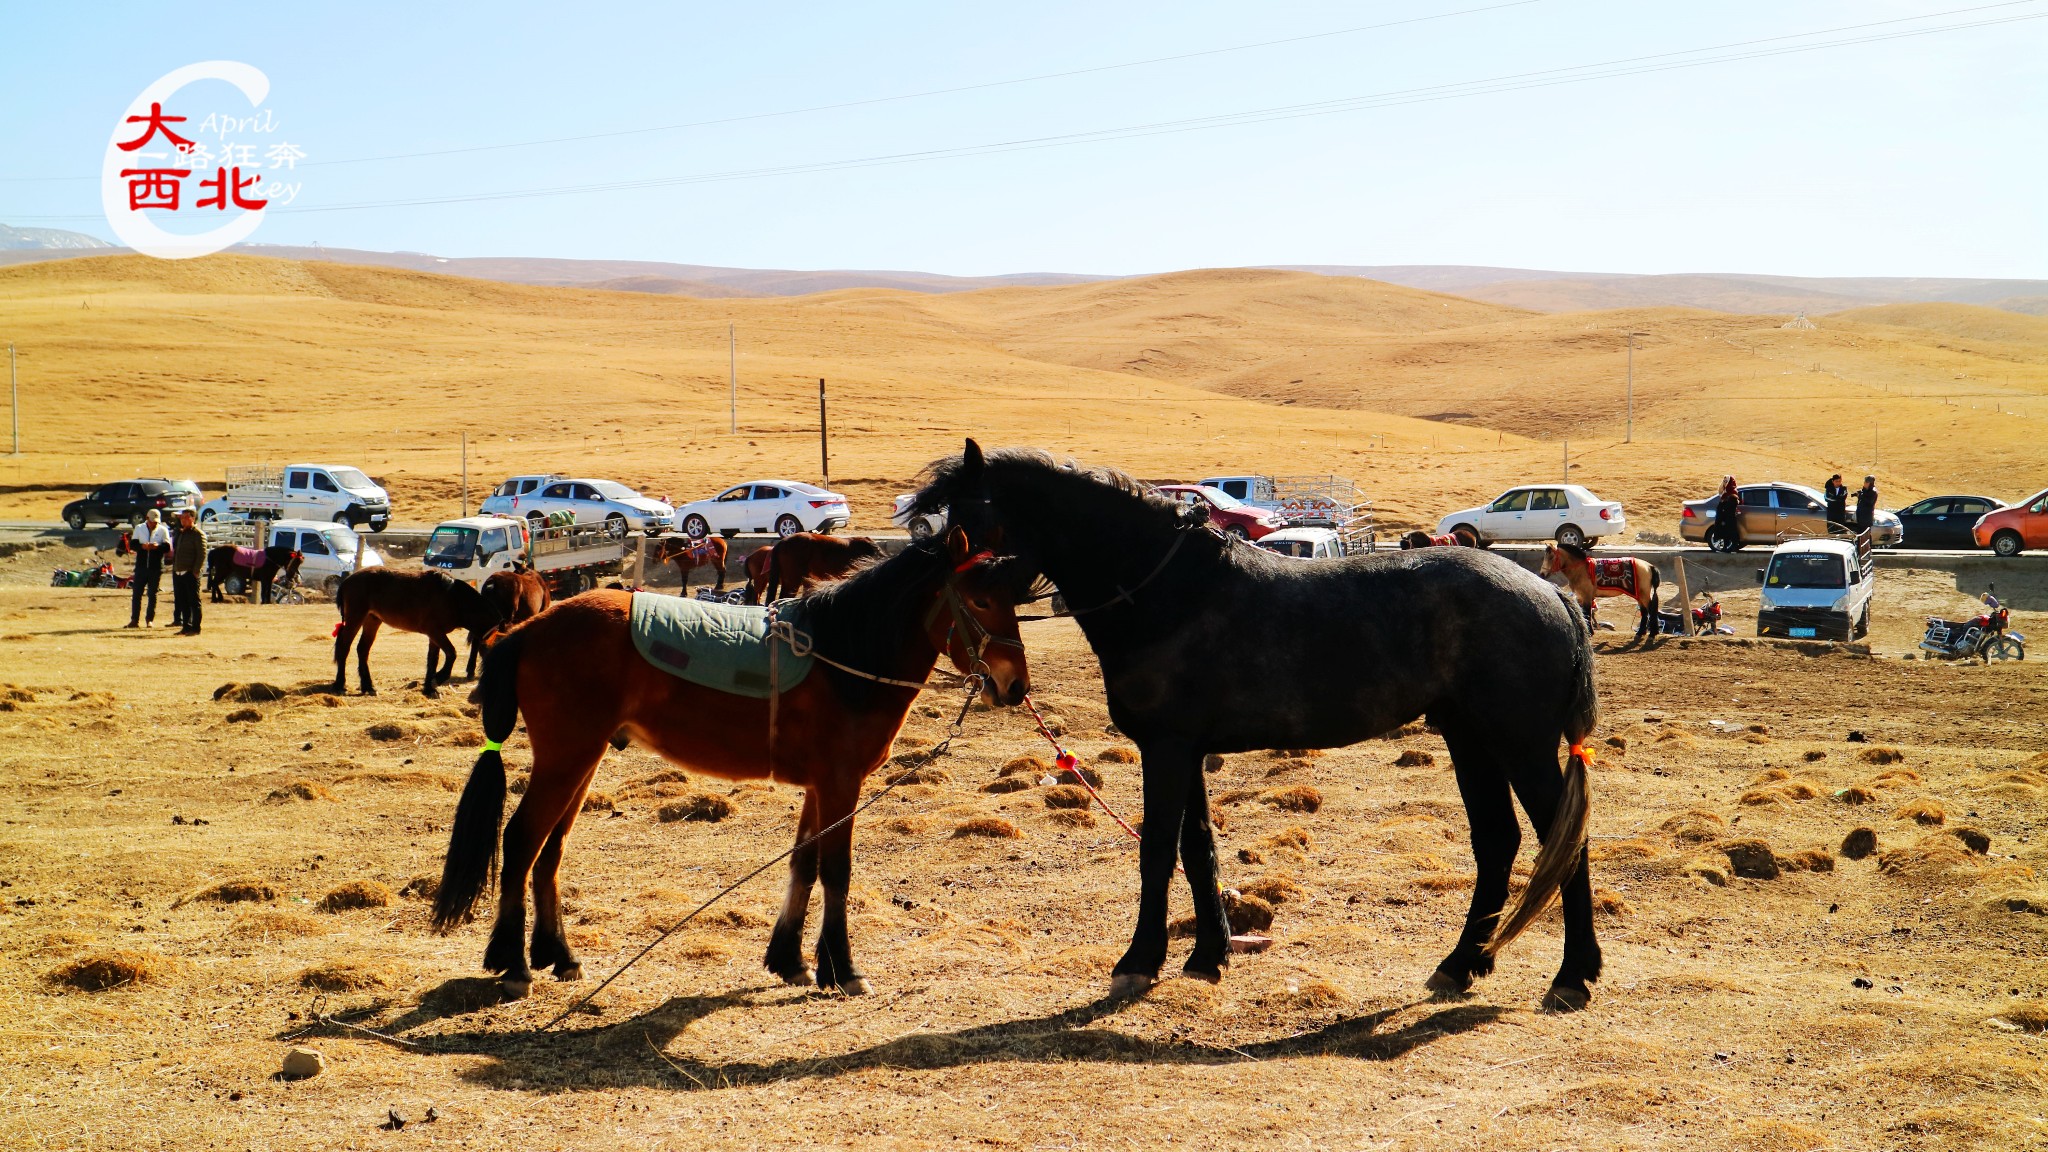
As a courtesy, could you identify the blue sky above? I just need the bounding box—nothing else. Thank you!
[5,0,2044,277]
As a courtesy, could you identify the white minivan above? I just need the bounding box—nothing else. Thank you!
[264,520,384,595]
[1755,536,1874,641]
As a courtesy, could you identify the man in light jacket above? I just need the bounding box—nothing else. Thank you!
[170,507,208,635]
[128,509,171,628]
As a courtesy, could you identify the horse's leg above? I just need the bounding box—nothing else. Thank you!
[432,632,458,691]
[530,806,587,981]
[1177,760,1233,983]
[810,779,868,994]
[491,738,603,997]
[712,545,726,592]
[1111,744,1193,997]
[764,791,820,986]
[354,617,381,695]
[1505,747,1601,1011]
[1427,727,1520,995]
[332,619,362,693]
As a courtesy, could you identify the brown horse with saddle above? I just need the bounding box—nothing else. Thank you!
[205,544,303,603]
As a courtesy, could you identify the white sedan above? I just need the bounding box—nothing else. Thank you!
[1436,484,1626,548]
[677,480,850,538]
[517,478,674,535]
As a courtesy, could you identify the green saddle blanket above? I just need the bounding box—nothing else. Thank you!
[628,592,814,699]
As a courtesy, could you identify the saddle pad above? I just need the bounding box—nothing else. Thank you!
[628,592,814,700]
[232,545,268,568]
[1591,558,1637,596]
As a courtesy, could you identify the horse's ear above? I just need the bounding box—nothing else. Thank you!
[944,525,971,566]
[959,439,985,487]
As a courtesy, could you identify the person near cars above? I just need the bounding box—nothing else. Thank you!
[1824,474,1848,530]
[1855,476,1879,532]
[1712,476,1741,550]
[169,507,207,635]
[127,508,171,628]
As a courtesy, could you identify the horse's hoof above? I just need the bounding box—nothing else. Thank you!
[776,967,815,988]
[1180,963,1224,985]
[1107,973,1156,1000]
[835,976,872,997]
[1425,967,1473,997]
[499,977,532,1000]
[1541,983,1591,1013]
[555,963,583,982]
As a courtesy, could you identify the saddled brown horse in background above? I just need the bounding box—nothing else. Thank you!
[1400,527,1480,549]
[650,535,730,592]
[431,528,1032,998]
[742,545,775,605]
[206,545,304,603]
[333,568,504,697]
[760,533,883,602]
[468,565,551,678]
[1541,541,1662,643]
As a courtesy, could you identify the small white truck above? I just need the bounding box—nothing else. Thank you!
[1200,474,1375,548]
[206,464,392,532]
[1755,532,1875,642]
[422,515,625,596]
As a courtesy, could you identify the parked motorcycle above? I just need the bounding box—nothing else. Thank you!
[1920,587,2025,662]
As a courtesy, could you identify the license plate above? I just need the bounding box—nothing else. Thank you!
[1789,627,1817,638]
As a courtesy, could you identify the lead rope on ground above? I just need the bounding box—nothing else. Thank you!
[296,673,987,1054]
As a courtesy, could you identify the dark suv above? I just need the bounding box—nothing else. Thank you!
[62,479,200,529]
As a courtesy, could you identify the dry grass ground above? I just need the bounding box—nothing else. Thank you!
[4,257,2046,537]
[2,544,2044,1150]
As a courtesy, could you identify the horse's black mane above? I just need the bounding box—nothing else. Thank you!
[796,538,1029,681]
[913,447,1182,525]
[1555,540,1590,562]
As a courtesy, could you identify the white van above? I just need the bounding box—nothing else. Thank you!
[264,520,384,595]
[1756,536,1874,641]
[202,464,393,531]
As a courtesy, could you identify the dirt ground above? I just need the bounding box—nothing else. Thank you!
[2,544,2044,1151]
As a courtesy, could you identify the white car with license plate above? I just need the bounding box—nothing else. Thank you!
[1436,484,1626,548]
[678,480,850,538]
[515,478,673,536]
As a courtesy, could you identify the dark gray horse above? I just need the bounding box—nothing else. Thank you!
[915,442,1602,1010]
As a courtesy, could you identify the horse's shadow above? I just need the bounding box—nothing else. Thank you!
[299,980,1506,1093]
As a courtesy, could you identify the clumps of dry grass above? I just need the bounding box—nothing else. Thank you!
[1877,836,1980,879]
[981,776,1033,795]
[1590,838,1659,863]
[952,817,1022,840]
[1257,978,1349,1010]
[333,769,460,792]
[213,681,287,703]
[1261,827,1313,853]
[1742,778,1821,806]
[1259,786,1323,814]
[1871,768,1922,787]
[1393,749,1435,768]
[318,880,393,913]
[1715,839,1780,880]
[229,910,328,938]
[1738,788,1787,808]
[399,876,439,901]
[297,959,397,992]
[47,951,164,992]
[1841,827,1879,860]
[1042,785,1092,810]
[1055,764,1104,788]
[1243,872,1308,906]
[1604,735,1628,752]
[999,755,1053,778]
[701,908,770,930]
[1999,1002,2048,1034]
[1835,785,1877,805]
[1659,810,1725,844]
[1779,848,1835,873]
[1896,798,1947,826]
[581,790,614,813]
[1047,809,1096,830]
[446,729,484,748]
[1803,749,1827,762]
[888,763,951,786]
[265,779,333,803]
[1858,746,1905,765]
[224,707,262,724]
[1683,857,1729,887]
[1950,826,1991,854]
[659,793,734,823]
[1098,746,1139,764]
[878,815,929,836]
[186,878,278,905]
[1,686,37,703]
[1377,720,1430,740]
[1652,725,1697,750]
[1592,887,1631,917]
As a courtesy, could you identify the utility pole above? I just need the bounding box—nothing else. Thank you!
[1563,439,1569,484]
[460,431,468,518]
[818,378,830,490]
[728,323,736,435]
[9,343,17,456]
[1626,332,1647,443]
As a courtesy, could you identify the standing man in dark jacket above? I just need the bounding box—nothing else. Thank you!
[1854,476,1879,532]
[170,507,207,635]
[1824,474,1848,532]
[128,508,170,628]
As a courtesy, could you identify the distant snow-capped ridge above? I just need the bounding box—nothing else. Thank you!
[0,224,114,250]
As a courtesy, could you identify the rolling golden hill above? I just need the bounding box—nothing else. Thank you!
[1,254,2042,535]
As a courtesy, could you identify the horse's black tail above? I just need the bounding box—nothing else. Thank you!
[431,628,525,933]
[1485,593,1598,959]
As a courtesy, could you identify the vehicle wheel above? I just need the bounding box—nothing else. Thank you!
[368,519,388,533]
[1708,532,1743,554]
[604,513,627,539]
[526,510,546,528]
[1451,524,1483,548]
[199,509,216,523]
[1225,524,1249,541]
[1991,530,2023,558]
[1854,606,1870,640]
[775,515,801,538]
[323,575,342,597]
[274,586,306,606]
[907,515,935,541]
[1985,635,2024,661]
[65,510,85,530]
[682,515,709,539]
[1556,523,1586,549]
[226,576,246,596]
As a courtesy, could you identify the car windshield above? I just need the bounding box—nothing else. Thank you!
[424,527,477,565]
[326,525,361,551]
[590,481,640,500]
[1767,554,1846,589]
[329,468,374,490]
[1199,487,1244,510]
